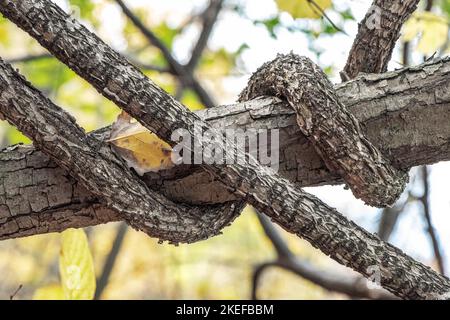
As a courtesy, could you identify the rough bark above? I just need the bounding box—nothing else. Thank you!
[114,0,216,108]
[239,54,408,207]
[0,59,244,244]
[342,0,420,80]
[1,56,449,229]
[2,0,450,299]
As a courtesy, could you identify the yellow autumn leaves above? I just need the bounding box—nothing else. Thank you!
[403,12,449,55]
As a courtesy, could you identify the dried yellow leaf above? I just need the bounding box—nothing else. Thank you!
[33,284,65,300]
[108,112,174,175]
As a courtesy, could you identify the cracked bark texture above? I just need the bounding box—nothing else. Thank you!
[2,56,447,225]
[0,59,244,244]
[239,54,408,207]
[0,144,122,239]
[342,0,420,80]
[2,0,450,299]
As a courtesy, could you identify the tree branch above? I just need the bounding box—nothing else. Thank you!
[2,0,450,299]
[2,56,450,239]
[0,59,244,244]
[94,222,128,299]
[419,166,445,275]
[185,0,223,72]
[342,0,420,80]
[5,53,52,64]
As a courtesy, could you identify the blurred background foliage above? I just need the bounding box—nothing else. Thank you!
[0,0,449,299]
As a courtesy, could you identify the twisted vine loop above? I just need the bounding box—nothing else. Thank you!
[239,53,409,207]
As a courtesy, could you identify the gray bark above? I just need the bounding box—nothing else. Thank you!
[1,0,450,299]
[239,54,408,207]
[0,60,244,244]
[342,0,420,80]
[1,57,449,235]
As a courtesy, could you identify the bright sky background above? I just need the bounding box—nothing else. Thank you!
[53,0,450,273]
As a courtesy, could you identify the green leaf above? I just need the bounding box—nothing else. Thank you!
[339,8,355,21]
[442,0,450,17]
[59,228,96,300]
[255,16,281,39]
[6,126,31,145]
[181,90,204,111]
[153,22,179,50]
[20,58,75,93]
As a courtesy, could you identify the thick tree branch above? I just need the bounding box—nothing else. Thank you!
[342,0,420,80]
[3,0,450,299]
[0,59,244,243]
[2,56,450,239]
[239,55,409,207]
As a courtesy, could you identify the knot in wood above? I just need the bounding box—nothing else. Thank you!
[239,53,409,207]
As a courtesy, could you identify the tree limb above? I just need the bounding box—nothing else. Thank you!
[342,0,420,80]
[419,166,445,275]
[185,0,223,72]
[252,213,395,299]
[2,56,450,238]
[0,59,244,244]
[2,0,450,299]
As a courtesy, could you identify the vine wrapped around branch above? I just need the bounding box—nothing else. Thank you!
[239,54,409,207]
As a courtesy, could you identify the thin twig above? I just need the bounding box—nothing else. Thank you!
[420,166,445,275]
[5,53,53,64]
[307,0,346,35]
[94,222,128,300]
[186,0,224,72]
[9,284,23,300]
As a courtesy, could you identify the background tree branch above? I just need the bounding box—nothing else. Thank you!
[114,0,217,108]
[251,213,396,300]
